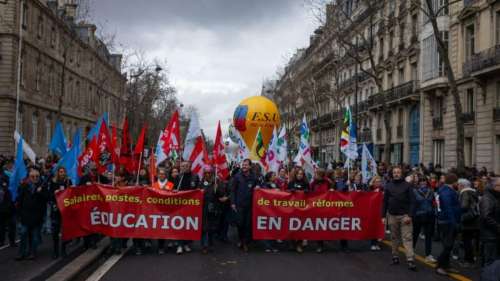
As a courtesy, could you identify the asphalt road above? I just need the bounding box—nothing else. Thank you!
[98,240,454,281]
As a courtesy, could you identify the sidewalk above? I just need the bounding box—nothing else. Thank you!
[0,234,90,281]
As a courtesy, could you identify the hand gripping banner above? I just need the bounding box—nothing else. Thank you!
[56,185,203,241]
[252,189,384,240]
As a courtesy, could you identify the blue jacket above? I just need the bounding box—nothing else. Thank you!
[230,171,260,209]
[437,184,461,226]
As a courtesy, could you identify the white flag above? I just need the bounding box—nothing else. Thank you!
[266,127,279,173]
[361,143,377,184]
[182,111,202,160]
[14,131,36,163]
[294,116,316,180]
[155,131,167,167]
[276,127,288,165]
[234,128,250,162]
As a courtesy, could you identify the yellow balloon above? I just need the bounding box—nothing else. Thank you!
[233,96,280,149]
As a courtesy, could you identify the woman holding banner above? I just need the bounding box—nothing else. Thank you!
[287,167,310,253]
[310,169,334,253]
[200,167,224,254]
[48,167,72,259]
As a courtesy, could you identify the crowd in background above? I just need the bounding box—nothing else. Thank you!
[1,154,499,278]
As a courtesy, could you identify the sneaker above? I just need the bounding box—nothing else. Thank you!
[452,254,459,261]
[296,245,303,253]
[391,256,400,265]
[158,249,165,255]
[176,246,183,255]
[316,247,323,253]
[408,261,417,271]
[370,245,378,251]
[272,248,279,253]
[425,255,437,263]
[302,240,308,247]
[435,267,448,276]
[135,249,142,256]
[265,248,272,253]
[375,246,382,251]
[419,233,425,240]
[183,245,192,253]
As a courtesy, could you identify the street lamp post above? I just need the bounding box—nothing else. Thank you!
[15,0,25,136]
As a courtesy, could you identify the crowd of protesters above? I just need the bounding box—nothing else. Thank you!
[1,154,500,278]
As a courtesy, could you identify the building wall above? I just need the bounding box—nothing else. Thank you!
[0,0,126,156]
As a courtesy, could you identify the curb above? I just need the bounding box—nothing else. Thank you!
[381,240,473,281]
[46,238,111,281]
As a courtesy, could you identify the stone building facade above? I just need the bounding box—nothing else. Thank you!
[0,0,126,156]
[271,0,500,174]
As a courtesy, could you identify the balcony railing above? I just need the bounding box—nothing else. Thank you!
[396,125,403,138]
[432,116,443,129]
[494,108,500,121]
[463,45,500,76]
[464,0,480,8]
[462,112,475,123]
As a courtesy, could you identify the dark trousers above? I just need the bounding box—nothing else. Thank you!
[236,207,252,245]
[437,224,457,269]
[412,217,434,256]
[0,213,16,245]
[481,240,500,267]
[462,229,478,263]
[51,217,69,256]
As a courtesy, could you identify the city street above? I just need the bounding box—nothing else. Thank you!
[92,241,472,281]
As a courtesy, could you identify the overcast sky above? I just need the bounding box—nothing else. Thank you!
[91,0,317,138]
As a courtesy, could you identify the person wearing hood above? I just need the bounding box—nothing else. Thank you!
[382,166,417,271]
[457,178,480,268]
[200,167,224,254]
[435,173,461,276]
[479,177,500,267]
[412,176,437,263]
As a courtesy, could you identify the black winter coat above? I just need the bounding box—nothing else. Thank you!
[17,182,47,227]
[202,181,225,232]
[175,172,199,191]
[479,188,500,241]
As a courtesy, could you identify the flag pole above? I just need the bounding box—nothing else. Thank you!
[136,152,143,185]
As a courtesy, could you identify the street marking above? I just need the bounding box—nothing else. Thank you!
[85,246,130,281]
[0,240,20,251]
[382,240,473,281]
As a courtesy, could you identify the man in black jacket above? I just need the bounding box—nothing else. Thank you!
[16,168,47,260]
[382,166,417,271]
[175,161,200,255]
[480,177,500,267]
[231,159,260,252]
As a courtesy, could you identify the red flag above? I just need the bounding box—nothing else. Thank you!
[96,120,112,173]
[119,117,134,173]
[162,111,180,156]
[110,125,119,165]
[213,121,229,180]
[190,136,209,179]
[134,125,147,155]
[78,137,98,176]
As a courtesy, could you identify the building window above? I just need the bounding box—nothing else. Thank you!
[45,118,51,145]
[398,67,405,84]
[411,63,418,81]
[496,12,500,45]
[423,32,448,81]
[438,31,449,77]
[37,14,44,39]
[433,139,445,166]
[465,137,473,167]
[497,82,500,108]
[31,114,38,144]
[465,24,475,60]
[411,14,418,37]
[22,3,28,29]
[20,52,25,87]
[466,88,475,113]
[50,25,57,48]
[35,61,41,91]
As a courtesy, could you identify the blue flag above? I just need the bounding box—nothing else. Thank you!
[9,137,27,201]
[87,113,109,141]
[54,129,81,186]
[49,121,67,157]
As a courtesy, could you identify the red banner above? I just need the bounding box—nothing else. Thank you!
[252,189,384,240]
[56,185,203,241]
